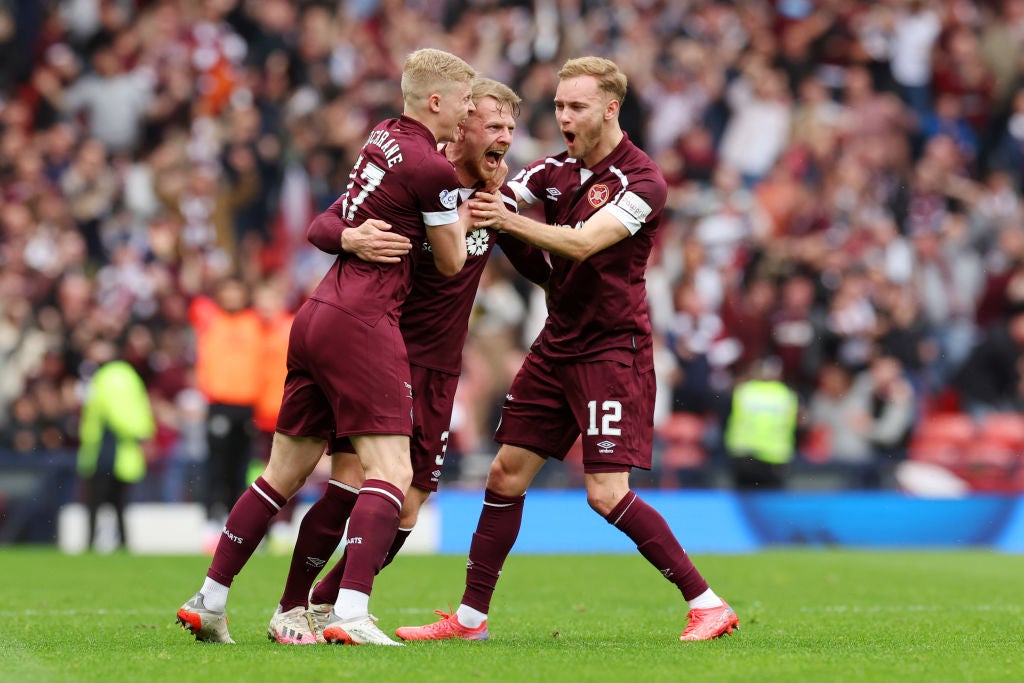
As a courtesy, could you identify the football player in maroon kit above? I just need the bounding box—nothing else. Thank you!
[396,57,739,643]
[263,77,552,645]
[176,48,476,647]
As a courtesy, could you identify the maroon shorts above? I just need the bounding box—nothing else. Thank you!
[325,364,458,493]
[494,352,655,471]
[408,364,458,492]
[276,299,413,440]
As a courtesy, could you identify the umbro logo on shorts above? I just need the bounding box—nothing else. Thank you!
[597,440,616,454]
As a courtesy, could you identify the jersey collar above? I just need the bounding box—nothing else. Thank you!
[396,114,438,147]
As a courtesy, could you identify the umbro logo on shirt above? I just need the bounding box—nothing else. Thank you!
[545,187,561,201]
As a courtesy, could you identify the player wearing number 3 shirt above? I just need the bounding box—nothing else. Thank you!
[396,57,740,644]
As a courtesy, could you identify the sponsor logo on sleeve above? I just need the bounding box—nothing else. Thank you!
[439,188,459,210]
[616,191,652,222]
[587,184,609,208]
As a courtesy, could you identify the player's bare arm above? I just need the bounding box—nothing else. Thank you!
[340,219,412,263]
[470,190,628,261]
[428,217,469,275]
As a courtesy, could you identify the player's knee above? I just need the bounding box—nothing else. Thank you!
[398,507,419,528]
[360,457,412,491]
[399,488,429,526]
[485,460,521,496]
[585,490,617,517]
[261,465,307,499]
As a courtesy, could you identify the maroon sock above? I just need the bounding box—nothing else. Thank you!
[309,524,411,606]
[336,479,404,596]
[605,491,709,601]
[278,480,359,611]
[380,527,412,571]
[310,551,345,605]
[207,477,287,586]
[460,489,524,614]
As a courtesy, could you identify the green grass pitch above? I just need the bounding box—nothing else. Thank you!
[1,548,1021,682]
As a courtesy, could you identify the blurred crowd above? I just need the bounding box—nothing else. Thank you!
[4,0,1024,498]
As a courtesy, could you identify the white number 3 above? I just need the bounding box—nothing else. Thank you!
[586,400,622,436]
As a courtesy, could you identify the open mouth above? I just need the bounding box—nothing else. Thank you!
[563,130,576,145]
[484,149,505,168]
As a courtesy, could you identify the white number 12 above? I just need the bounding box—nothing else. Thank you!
[586,400,622,436]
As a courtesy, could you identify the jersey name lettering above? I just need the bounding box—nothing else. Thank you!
[365,129,405,167]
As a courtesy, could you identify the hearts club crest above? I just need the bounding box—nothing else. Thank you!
[588,184,609,208]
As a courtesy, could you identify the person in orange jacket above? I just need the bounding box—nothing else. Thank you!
[190,276,263,522]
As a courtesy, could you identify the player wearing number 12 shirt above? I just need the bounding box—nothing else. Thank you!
[396,57,739,644]
[176,48,476,647]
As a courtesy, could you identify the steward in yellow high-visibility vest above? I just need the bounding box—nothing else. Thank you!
[78,356,155,550]
[724,368,799,490]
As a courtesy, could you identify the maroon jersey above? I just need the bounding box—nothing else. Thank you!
[402,185,550,374]
[306,115,462,324]
[507,133,667,364]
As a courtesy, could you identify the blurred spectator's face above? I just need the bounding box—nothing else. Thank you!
[1010,314,1024,345]
[681,237,706,269]
[14,150,43,181]
[253,283,285,320]
[454,95,515,186]
[217,280,248,312]
[844,67,871,99]
[0,98,31,129]
[869,356,901,388]
[59,274,94,318]
[782,277,814,311]
[0,203,32,237]
[11,396,38,424]
[819,364,851,397]
[998,227,1024,259]
[126,324,155,358]
[674,285,705,315]
[92,47,119,77]
[259,0,296,33]
[45,124,75,160]
[747,279,776,311]
[935,94,960,119]
[76,140,108,179]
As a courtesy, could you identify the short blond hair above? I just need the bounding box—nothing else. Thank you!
[471,77,522,119]
[401,49,476,106]
[557,56,627,104]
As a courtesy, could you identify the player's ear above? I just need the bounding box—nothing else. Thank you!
[429,92,442,113]
[456,121,466,141]
[605,96,620,120]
